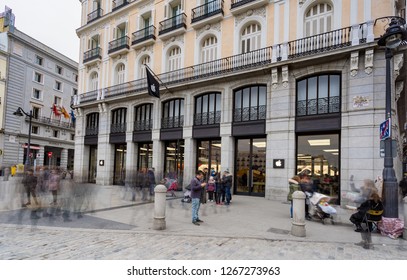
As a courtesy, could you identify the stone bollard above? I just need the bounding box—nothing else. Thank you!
[153,184,167,230]
[3,168,10,181]
[291,191,306,237]
[404,196,407,240]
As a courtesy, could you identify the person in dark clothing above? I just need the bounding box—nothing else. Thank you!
[399,176,407,198]
[190,170,206,226]
[222,170,233,205]
[350,192,383,232]
[22,169,39,207]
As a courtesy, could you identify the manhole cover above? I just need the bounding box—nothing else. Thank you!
[267,227,290,235]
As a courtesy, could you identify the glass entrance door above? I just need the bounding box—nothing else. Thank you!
[88,145,97,183]
[164,140,184,188]
[113,144,126,185]
[235,138,266,196]
[197,139,221,180]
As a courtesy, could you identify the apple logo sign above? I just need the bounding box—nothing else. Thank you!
[273,159,284,168]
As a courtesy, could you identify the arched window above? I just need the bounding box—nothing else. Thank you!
[296,74,340,116]
[111,108,127,133]
[115,63,126,85]
[134,103,153,131]
[168,46,181,71]
[139,55,151,79]
[201,36,217,63]
[162,98,184,129]
[241,23,261,53]
[194,92,221,125]
[305,3,333,36]
[90,72,98,91]
[234,85,267,122]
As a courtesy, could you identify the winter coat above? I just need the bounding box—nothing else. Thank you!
[287,179,300,201]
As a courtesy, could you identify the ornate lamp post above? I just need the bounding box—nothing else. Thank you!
[13,107,33,167]
[377,17,407,218]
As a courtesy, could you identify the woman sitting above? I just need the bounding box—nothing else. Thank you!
[350,192,383,232]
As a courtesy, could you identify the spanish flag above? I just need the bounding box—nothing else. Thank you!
[61,106,70,119]
[52,104,61,116]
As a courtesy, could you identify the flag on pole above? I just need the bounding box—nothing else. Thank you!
[52,104,61,116]
[146,67,160,98]
[61,106,70,119]
[70,110,76,123]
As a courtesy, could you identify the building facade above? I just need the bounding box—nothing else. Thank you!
[74,0,407,205]
[0,7,78,172]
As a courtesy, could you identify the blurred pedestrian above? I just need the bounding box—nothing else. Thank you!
[206,176,216,202]
[287,175,301,218]
[222,169,233,205]
[190,170,206,226]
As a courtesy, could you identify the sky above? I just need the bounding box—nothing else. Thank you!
[3,1,82,62]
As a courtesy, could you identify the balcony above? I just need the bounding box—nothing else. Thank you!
[191,0,224,29]
[111,123,127,134]
[77,21,372,105]
[112,0,129,12]
[161,116,184,129]
[158,13,187,40]
[108,36,130,56]
[131,25,156,49]
[230,0,269,15]
[29,116,75,130]
[85,126,99,136]
[87,8,103,23]
[83,47,102,65]
[194,111,221,126]
[233,105,266,122]
[134,119,152,131]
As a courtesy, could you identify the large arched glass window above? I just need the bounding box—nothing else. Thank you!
[233,85,267,122]
[134,103,153,131]
[90,72,98,91]
[111,108,127,133]
[162,98,184,129]
[305,3,333,36]
[168,46,181,71]
[115,63,126,85]
[194,92,221,125]
[86,112,99,136]
[201,36,217,63]
[241,23,261,53]
[296,74,340,116]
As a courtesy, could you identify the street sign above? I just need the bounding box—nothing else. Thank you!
[47,152,53,158]
[380,118,391,140]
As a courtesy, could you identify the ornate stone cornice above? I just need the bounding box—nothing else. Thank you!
[162,35,184,48]
[196,22,221,38]
[235,7,266,26]
[135,45,154,57]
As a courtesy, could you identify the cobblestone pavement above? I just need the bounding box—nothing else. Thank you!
[1,224,406,260]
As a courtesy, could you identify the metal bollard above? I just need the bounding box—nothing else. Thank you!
[404,196,407,240]
[153,184,167,230]
[291,191,306,237]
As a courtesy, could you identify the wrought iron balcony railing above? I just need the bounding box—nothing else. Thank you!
[83,47,102,64]
[194,111,221,126]
[132,25,156,46]
[78,21,372,104]
[192,0,224,23]
[134,119,152,131]
[161,116,184,129]
[29,116,75,129]
[87,8,103,23]
[111,123,127,133]
[159,13,187,36]
[231,0,258,9]
[233,105,266,122]
[296,96,340,116]
[112,0,129,12]
[85,126,99,136]
[108,36,130,54]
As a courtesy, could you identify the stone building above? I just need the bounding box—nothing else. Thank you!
[74,0,407,205]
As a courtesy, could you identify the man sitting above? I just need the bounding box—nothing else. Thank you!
[350,193,383,232]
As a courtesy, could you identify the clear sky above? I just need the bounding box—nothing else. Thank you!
[3,1,82,62]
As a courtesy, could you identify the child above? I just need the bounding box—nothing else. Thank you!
[207,176,216,202]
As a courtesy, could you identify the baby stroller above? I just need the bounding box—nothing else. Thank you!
[306,192,337,224]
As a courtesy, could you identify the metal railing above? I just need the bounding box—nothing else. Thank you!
[108,36,130,54]
[85,127,99,136]
[296,96,340,116]
[194,111,221,126]
[231,0,257,9]
[159,13,187,35]
[134,119,152,131]
[112,0,129,12]
[87,8,103,23]
[29,116,75,129]
[83,47,102,64]
[233,105,266,122]
[192,0,224,23]
[132,25,156,45]
[111,123,127,133]
[79,21,371,104]
[161,116,184,129]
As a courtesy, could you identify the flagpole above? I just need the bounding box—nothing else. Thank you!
[144,64,172,94]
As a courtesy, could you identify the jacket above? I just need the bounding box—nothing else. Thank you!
[190,176,203,199]
[287,178,300,201]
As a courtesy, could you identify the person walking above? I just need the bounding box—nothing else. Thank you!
[190,170,206,226]
[206,176,216,202]
[287,175,301,218]
[147,168,156,201]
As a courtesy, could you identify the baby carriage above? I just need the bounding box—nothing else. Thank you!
[306,192,337,224]
[181,189,192,203]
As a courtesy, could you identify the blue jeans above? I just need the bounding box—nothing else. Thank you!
[191,198,200,222]
[225,186,231,204]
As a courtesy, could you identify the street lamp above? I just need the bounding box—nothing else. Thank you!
[377,17,407,218]
[13,107,33,167]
